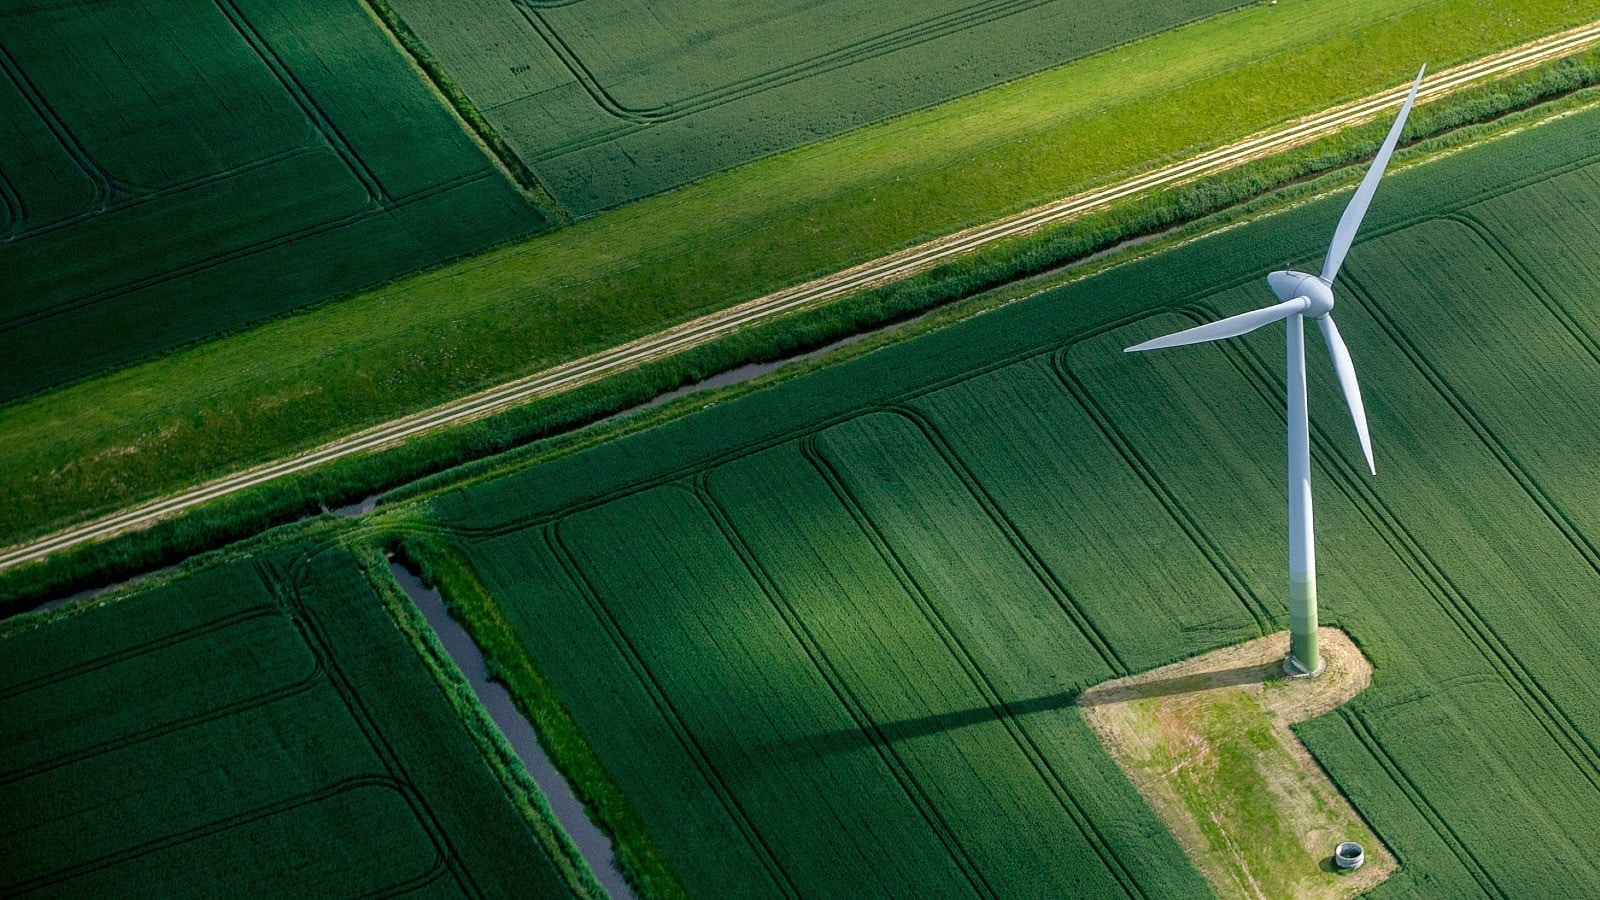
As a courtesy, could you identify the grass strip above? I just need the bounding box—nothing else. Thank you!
[1079,630,1387,899]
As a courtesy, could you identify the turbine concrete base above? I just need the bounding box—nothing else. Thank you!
[1283,653,1326,678]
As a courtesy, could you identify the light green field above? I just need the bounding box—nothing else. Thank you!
[402,94,1600,896]
[384,0,1245,214]
[6,0,1594,554]
[0,537,600,897]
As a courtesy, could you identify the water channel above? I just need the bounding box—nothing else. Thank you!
[388,559,636,899]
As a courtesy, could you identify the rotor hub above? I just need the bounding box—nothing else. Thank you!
[1267,270,1335,317]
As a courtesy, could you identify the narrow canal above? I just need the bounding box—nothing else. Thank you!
[388,559,636,900]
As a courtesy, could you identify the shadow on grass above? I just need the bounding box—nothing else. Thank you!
[1077,661,1280,707]
[763,661,1280,765]
[758,690,1079,764]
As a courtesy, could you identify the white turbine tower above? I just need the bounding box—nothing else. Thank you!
[1126,65,1424,677]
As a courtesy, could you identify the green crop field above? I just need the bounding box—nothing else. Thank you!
[383,0,1247,215]
[0,0,547,401]
[399,97,1600,896]
[0,538,598,897]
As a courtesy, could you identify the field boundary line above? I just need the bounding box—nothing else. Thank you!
[0,646,325,789]
[804,432,1145,900]
[0,37,115,206]
[0,146,316,248]
[882,405,1128,675]
[439,336,1079,540]
[11,21,1600,572]
[515,0,1061,126]
[0,165,499,336]
[265,551,482,897]
[1051,334,1279,632]
[0,775,447,898]
[1338,707,1507,898]
[691,471,996,898]
[541,516,803,899]
[213,0,388,204]
[0,604,275,699]
[361,0,570,218]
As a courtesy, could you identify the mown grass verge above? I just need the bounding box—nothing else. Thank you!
[5,0,1593,549]
[8,50,1600,614]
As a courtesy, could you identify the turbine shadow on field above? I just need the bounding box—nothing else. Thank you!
[768,664,1274,764]
[1077,661,1278,706]
[763,690,1079,764]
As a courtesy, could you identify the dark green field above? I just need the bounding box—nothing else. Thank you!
[401,100,1600,896]
[0,0,547,400]
[383,0,1247,215]
[0,539,597,897]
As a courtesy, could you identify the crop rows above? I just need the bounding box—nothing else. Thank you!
[414,98,1600,897]
[0,541,591,896]
[382,0,1248,214]
[458,435,1216,896]
[0,0,546,399]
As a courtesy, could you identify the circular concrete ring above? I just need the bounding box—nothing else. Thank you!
[1335,841,1365,870]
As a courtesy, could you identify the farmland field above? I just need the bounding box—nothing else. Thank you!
[408,98,1600,895]
[384,0,1248,215]
[5,0,1595,551]
[0,0,547,400]
[0,539,598,897]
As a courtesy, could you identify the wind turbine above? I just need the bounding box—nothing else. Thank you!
[1125,65,1425,677]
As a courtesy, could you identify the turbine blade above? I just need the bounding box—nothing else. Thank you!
[1321,64,1426,284]
[1317,314,1376,475]
[1125,297,1310,353]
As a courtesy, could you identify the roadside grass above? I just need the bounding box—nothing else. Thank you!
[3,0,1594,550]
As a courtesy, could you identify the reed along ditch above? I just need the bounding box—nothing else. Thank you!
[388,558,636,899]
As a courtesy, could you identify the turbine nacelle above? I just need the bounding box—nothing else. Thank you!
[1268,270,1334,317]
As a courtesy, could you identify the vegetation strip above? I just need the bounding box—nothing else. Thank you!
[8,23,1599,573]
